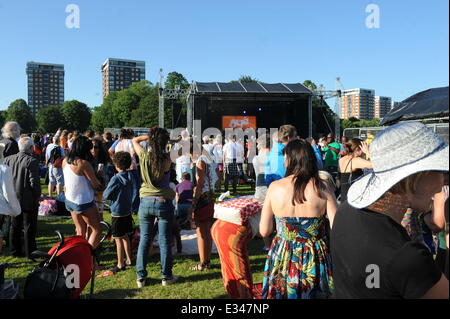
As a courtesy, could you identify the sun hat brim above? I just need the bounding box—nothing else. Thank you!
[347,144,449,209]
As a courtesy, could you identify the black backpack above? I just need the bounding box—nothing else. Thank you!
[49,146,63,167]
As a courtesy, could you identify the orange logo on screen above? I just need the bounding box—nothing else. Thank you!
[222,116,257,129]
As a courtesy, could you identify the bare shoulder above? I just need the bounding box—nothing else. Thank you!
[269,177,291,195]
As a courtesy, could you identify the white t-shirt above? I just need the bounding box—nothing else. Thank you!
[252,151,268,200]
[212,143,223,164]
[223,141,244,163]
[115,139,137,170]
[173,140,191,166]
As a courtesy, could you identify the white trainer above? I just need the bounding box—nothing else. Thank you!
[162,275,179,286]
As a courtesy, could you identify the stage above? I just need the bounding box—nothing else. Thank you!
[186,81,313,138]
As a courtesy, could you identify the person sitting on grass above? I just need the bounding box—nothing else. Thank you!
[103,151,134,273]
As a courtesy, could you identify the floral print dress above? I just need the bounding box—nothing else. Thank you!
[261,216,334,299]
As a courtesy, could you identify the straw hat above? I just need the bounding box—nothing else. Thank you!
[347,121,449,209]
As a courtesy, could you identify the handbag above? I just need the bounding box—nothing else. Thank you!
[24,260,73,299]
[193,161,216,223]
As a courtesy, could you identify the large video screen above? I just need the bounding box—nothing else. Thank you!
[222,116,257,130]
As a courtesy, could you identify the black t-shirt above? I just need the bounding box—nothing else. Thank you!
[0,137,19,158]
[330,201,442,299]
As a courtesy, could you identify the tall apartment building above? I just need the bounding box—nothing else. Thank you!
[391,101,400,110]
[339,88,375,120]
[101,58,146,97]
[26,62,65,115]
[374,96,392,119]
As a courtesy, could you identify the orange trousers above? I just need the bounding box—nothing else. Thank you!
[211,219,253,299]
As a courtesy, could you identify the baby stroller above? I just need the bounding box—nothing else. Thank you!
[24,221,111,299]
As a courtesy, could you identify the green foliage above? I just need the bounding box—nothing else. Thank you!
[91,79,189,130]
[239,75,258,83]
[36,105,65,133]
[302,80,317,91]
[0,110,7,129]
[127,87,159,127]
[111,90,140,125]
[6,99,37,133]
[164,72,190,128]
[165,72,189,89]
[231,75,259,83]
[340,118,382,134]
[60,100,92,132]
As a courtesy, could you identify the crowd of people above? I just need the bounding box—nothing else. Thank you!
[0,120,448,299]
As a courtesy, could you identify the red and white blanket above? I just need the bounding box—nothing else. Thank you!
[214,196,263,226]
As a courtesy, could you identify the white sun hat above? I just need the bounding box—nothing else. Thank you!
[347,121,449,209]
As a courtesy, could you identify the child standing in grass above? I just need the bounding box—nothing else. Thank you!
[103,151,134,273]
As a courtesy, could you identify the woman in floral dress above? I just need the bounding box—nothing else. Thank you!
[259,139,338,299]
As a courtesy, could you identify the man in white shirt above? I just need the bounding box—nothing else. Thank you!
[222,136,240,195]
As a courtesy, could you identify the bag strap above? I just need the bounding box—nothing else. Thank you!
[204,159,213,193]
[348,158,354,184]
[340,157,354,185]
[50,261,62,294]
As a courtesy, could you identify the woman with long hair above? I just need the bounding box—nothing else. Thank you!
[190,142,218,271]
[338,138,372,202]
[62,136,103,249]
[91,137,109,219]
[260,139,338,299]
[132,127,178,288]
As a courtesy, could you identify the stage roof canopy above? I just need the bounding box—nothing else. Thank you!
[193,82,312,95]
[380,86,449,125]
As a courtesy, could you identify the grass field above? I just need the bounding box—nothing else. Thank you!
[1,180,269,299]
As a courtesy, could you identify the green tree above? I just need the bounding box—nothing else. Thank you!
[302,80,317,91]
[111,90,140,126]
[165,72,189,89]
[360,118,381,127]
[0,110,7,129]
[60,100,92,132]
[341,118,358,131]
[36,105,66,133]
[6,99,37,133]
[91,104,114,132]
[127,85,160,127]
[231,75,259,83]
[164,72,190,128]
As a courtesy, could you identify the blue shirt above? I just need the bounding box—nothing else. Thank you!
[264,142,286,187]
[103,171,133,217]
[109,139,120,152]
[312,145,324,169]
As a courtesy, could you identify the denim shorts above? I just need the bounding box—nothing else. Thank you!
[65,199,96,214]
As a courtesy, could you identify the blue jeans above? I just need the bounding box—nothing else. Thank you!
[136,197,174,280]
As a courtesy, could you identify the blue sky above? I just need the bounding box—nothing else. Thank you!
[0,0,448,110]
